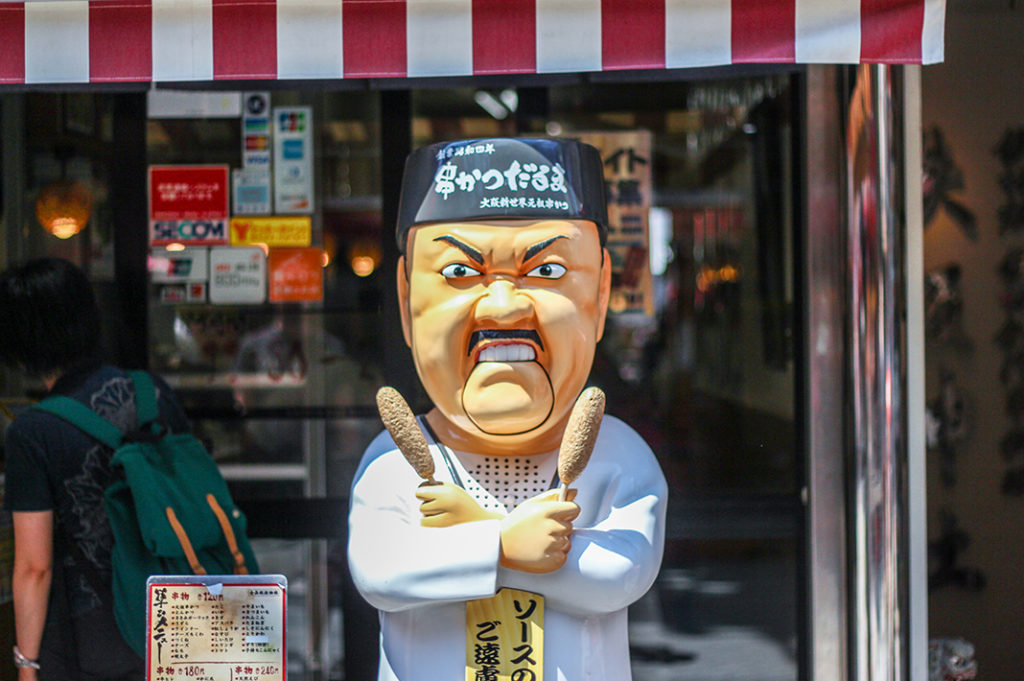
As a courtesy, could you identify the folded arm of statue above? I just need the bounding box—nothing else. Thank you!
[496,419,667,617]
[348,437,503,613]
[416,476,582,574]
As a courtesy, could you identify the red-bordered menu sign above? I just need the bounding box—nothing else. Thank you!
[149,165,231,247]
[146,575,287,681]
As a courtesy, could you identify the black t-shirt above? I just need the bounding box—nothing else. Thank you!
[3,363,189,679]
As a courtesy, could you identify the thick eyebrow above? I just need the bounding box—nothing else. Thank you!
[433,235,483,264]
[524,235,567,262]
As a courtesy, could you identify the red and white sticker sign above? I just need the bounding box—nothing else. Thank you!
[146,575,286,681]
[149,165,230,246]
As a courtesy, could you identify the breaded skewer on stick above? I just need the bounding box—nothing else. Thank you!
[376,386,436,484]
[557,387,606,501]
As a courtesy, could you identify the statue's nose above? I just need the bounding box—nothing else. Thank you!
[474,279,532,323]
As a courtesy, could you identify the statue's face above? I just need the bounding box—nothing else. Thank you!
[399,219,610,455]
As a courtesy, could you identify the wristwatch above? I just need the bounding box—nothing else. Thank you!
[12,646,40,670]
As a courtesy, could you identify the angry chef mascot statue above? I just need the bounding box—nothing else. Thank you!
[349,137,667,681]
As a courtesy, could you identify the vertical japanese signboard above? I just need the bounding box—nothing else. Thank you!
[273,106,313,214]
[578,131,654,316]
[146,575,286,681]
[465,588,544,681]
[149,165,231,247]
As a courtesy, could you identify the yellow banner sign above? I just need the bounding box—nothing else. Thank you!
[466,589,544,681]
[229,216,311,247]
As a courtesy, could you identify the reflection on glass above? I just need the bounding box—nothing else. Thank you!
[541,76,799,681]
[146,91,385,681]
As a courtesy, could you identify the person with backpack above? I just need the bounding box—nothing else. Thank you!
[0,258,190,681]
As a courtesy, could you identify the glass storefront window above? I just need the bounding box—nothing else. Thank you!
[145,91,385,494]
[2,76,803,681]
[145,90,387,680]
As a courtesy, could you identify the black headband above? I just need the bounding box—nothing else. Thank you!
[396,137,608,252]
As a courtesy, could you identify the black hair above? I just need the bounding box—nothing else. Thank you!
[0,257,101,377]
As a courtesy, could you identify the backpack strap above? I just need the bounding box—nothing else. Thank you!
[164,507,208,575]
[205,494,250,575]
[129,371,159,426]
[33,396,124,449]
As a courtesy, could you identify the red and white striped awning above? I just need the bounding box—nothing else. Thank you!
[0,0,944,86]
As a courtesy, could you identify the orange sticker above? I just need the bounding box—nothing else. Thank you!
[268,248,323,303]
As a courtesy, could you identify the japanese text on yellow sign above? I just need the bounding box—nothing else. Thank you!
[466,588,544,681]
[229,216,312,247]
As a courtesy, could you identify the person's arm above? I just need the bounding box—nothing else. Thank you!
[11,511,53,681]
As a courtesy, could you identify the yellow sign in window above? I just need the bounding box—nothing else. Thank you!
[466,588,544,681]
[229,216,311,247]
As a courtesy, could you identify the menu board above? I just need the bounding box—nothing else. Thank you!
[146,575,287,681]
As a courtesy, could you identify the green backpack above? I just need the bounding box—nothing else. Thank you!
[33,370,259,657]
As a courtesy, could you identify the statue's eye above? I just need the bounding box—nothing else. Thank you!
[441,263,482,279]
[526,263,567,279]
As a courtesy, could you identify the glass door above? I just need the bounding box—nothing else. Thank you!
[412,71,804,681]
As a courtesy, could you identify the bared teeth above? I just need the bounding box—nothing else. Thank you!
[477,343,536,362]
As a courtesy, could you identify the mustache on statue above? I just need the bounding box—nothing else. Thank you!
[467,329,544,356]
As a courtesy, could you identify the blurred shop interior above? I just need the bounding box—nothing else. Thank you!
[0,71,804,681]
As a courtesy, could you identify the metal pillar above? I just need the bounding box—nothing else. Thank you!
[804,63,850,681]
[807,62,925,681]
[847,63,912,681]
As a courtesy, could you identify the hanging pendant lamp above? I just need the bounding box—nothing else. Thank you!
[36,145,92,239]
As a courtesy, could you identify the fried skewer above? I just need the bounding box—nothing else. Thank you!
[376,386,436,484]
[557,387,606,501]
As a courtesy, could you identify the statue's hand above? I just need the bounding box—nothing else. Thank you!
[417,481,503,527]
[499,489,580,574]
